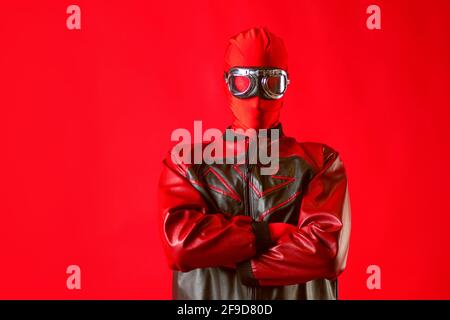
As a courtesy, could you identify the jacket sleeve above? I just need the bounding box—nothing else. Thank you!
[237,146,351,286]
[158,155,273,272]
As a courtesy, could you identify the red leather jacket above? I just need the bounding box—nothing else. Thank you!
[158,124,351,299]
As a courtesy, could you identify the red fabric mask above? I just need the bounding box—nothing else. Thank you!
[224,27,288,130]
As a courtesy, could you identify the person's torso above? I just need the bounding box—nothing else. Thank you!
[173,131,338,300]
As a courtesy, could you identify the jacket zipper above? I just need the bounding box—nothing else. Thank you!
[244,136,256,300]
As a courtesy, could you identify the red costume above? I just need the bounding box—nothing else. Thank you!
[158,27,351,299]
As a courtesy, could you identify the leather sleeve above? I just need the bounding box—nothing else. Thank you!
[158,155,271,272]
[238,146,351,286]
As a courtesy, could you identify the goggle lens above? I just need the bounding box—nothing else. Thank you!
[231,75,251,93]
[266,75,286,95]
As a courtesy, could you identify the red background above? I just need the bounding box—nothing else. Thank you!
[1,0,450,299]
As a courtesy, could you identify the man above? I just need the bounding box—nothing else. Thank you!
[158,27,351,300]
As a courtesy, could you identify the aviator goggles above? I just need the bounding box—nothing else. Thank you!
[224,67,290,100]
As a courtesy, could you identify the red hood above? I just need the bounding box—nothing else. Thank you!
[224,27,288,130]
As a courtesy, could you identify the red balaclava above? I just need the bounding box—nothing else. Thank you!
[224,27,288,130]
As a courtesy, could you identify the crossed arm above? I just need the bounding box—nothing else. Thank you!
[158,147,351,286]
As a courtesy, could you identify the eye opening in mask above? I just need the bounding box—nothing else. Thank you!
[224,67,290,100]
